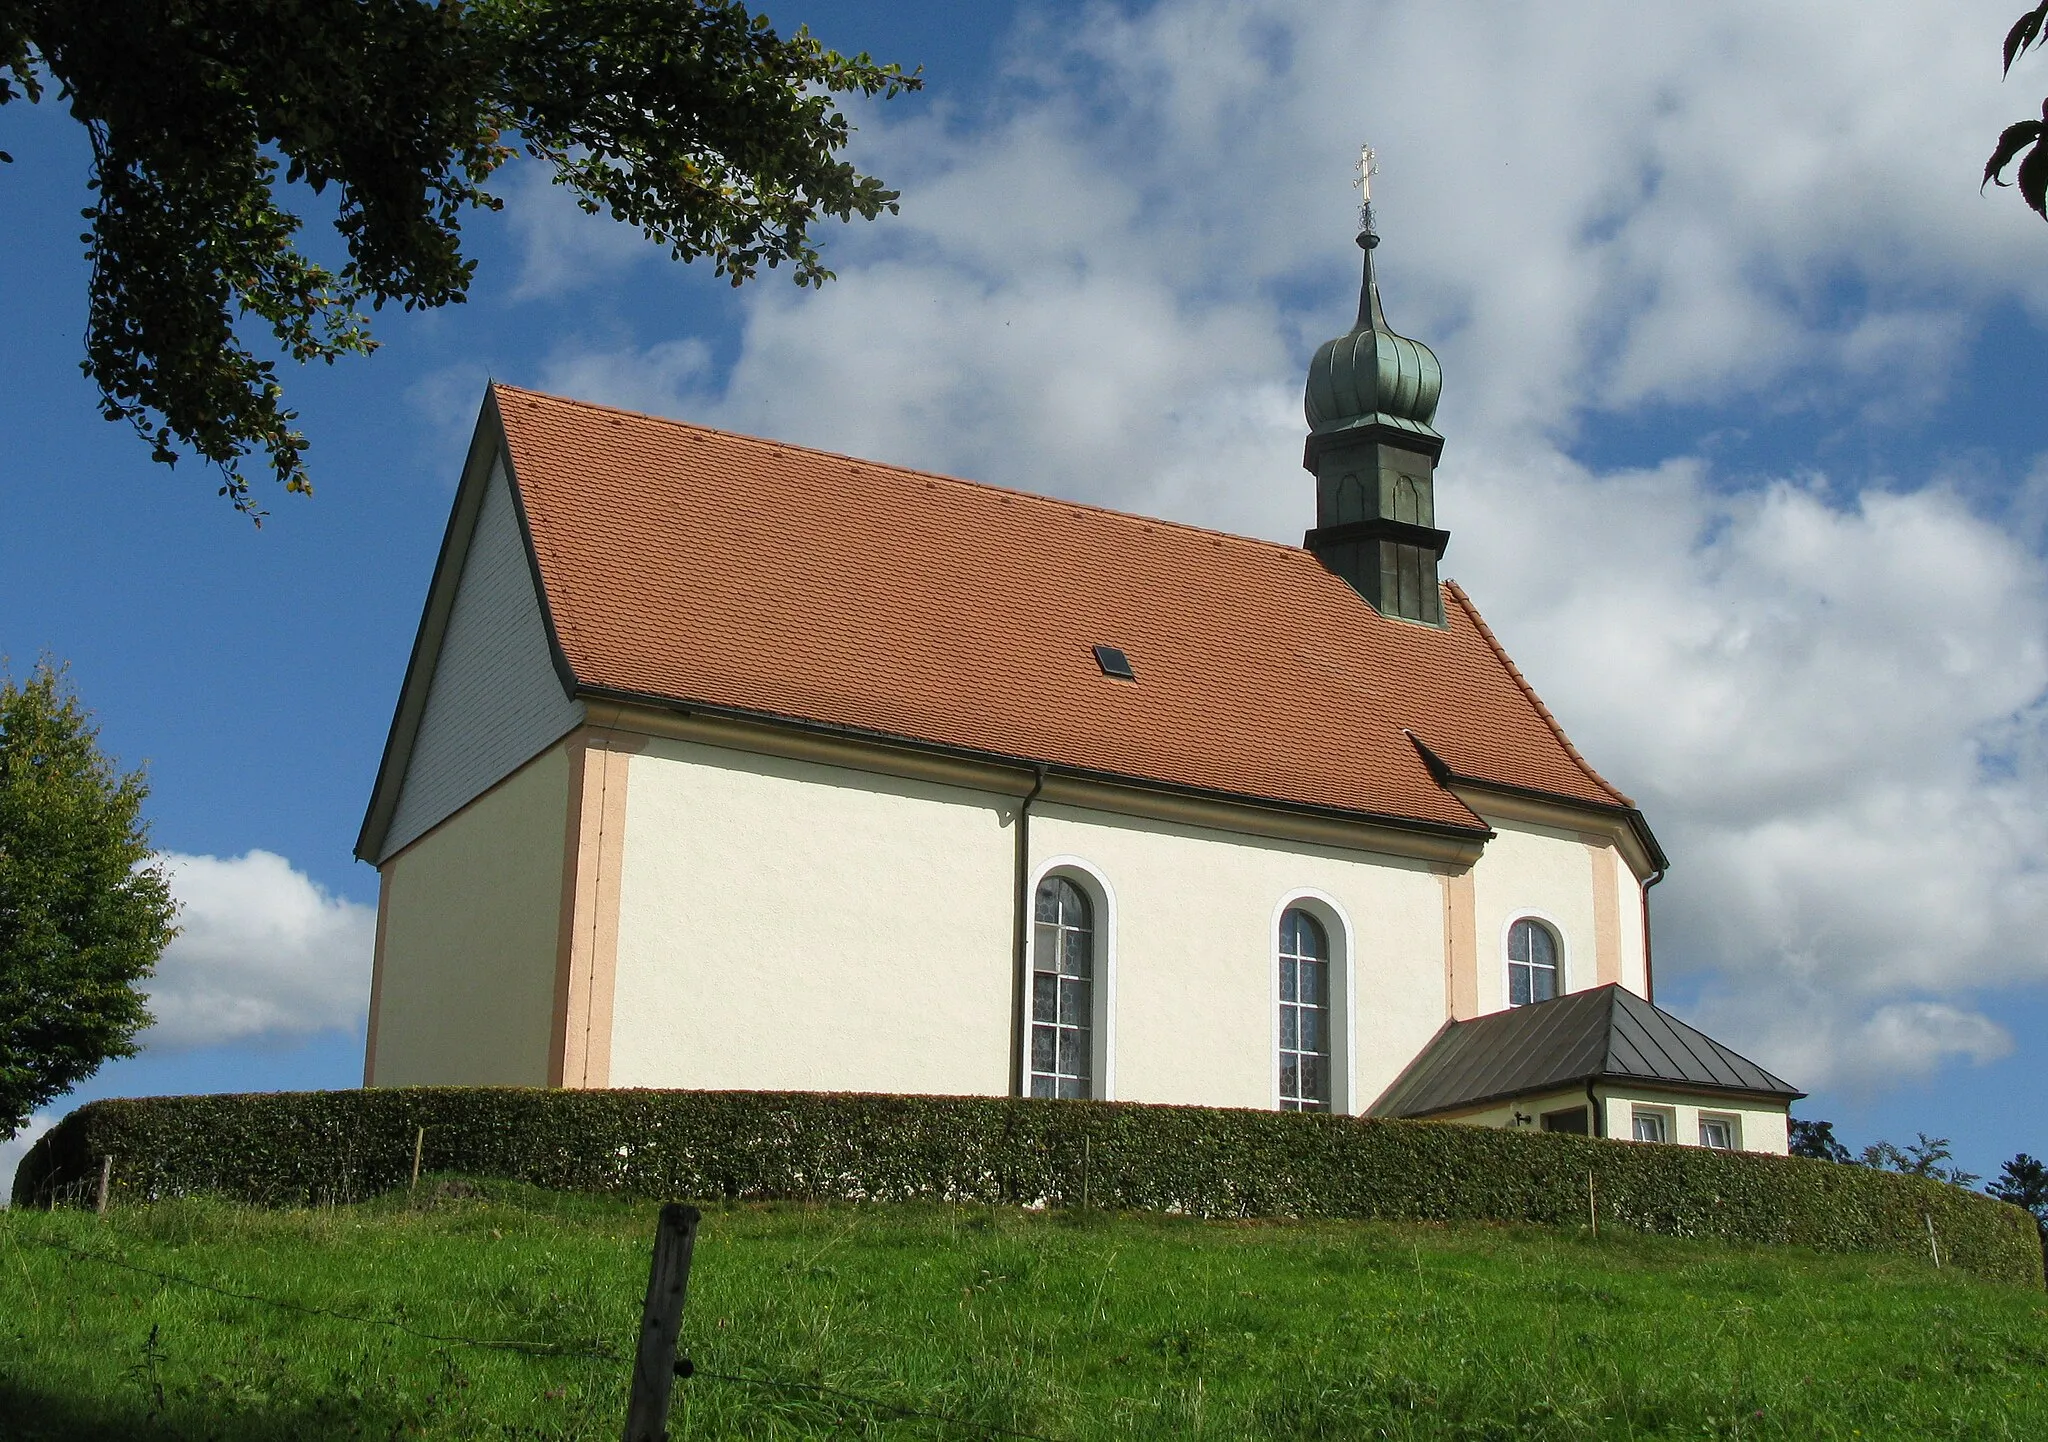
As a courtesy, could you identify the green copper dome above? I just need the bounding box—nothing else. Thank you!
[1304,236,1442,444]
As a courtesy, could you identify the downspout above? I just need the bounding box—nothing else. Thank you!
[1009,766,1049,1095]
[1640,867,1667,1004]
[1586,1078,1604,1138]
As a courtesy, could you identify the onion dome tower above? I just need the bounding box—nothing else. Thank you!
[1302,147,1447,625]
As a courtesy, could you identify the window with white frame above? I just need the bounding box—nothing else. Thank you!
[1631,1106,1672,1143]
[1277,907,1332,1111]
[1030,876,1094,1099]
[1698,1113,1740,1150]
[1506,918,1561,1006]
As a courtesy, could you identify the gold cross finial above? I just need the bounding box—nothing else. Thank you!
[1355,144,1379,238]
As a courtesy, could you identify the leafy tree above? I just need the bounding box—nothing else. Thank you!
[1789,1117,1852,1163]
[0,661,178,1141]
[1985,2,2048,218]
[0,1,919,516]
[1859,1132,1982,1189]
[1987,1153,2048,1222]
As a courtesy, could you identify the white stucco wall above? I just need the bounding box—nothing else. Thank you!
[1466,816,1645,1011]
[1429,1084,1787,1155]
[603,740,1477,1113]
[1027,805,1448,1113]
[607,738,1018,1094]
[1610,848,1650,995]
[1599,1086,1790,1155]
[371,740,571,1086]
[1436,1087,1601,1132]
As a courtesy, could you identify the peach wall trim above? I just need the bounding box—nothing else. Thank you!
[1583,837,1623,987]
[1442,867,1478,1019]
[549,727,643,1087]
[363,876,393,1086]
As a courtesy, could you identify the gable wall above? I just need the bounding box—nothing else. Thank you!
[367,739,574,1086]
[379,459,584,862]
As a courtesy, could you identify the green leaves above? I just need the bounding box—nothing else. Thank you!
[1989,5,2048,220]
[487,0,918,292]
[4,1,919,516]
[0,661,178,1140]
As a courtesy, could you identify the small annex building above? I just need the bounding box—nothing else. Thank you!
[355,210,1801,1153]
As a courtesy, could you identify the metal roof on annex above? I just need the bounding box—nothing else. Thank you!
[1369,984,1803,1120]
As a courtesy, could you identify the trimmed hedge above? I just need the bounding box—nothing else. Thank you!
[14,1087,2043,1287]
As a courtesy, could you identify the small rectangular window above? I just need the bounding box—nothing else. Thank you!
[1092,645,1136,680]
[1698,1114,1740,1150]
[1539,1107,1589,1135]
[1631,1107,1671,1144]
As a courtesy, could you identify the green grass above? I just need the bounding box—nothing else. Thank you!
[2,1181,2045,1440]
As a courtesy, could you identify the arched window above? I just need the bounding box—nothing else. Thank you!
[1507,918,1561,1006]
[1030,876,1094,1099]
[1278,907,1332,1111]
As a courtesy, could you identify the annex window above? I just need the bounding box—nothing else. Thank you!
[1698,1114,1740,1150]
[1631,1106,1673,1144]
[1540,1106,1589,1135]
[1278,907,1332,1111]
[1506,918,1561,1006]
[1031,876,1094,1099]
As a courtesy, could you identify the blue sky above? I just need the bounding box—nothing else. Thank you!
[4,1,2046,1189]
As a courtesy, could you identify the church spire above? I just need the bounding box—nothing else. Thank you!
[1302,146,1448,626]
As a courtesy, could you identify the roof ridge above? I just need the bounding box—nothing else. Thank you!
[1442,580,1634,808]
[490,381,1314,561]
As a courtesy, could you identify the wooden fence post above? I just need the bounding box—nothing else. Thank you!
[622,1203,702,1442]
[94,1156,114,1217]
[410,1127,426,1200]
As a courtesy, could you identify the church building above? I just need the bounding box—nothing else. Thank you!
[355,195,1801,1154]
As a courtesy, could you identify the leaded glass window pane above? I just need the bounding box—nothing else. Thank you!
[1029,876,1094,1101]
[1277,907,1332,1112]
[1507,918,1560,1007]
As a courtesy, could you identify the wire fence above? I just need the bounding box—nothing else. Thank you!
[16,1231,1069,1442]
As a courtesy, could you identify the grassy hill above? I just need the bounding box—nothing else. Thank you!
[3,1181,2044,1440]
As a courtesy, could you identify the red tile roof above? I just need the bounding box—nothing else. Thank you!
[493,384,1633,835]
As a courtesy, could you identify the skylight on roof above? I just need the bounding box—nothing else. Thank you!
[1093,645,1136,681]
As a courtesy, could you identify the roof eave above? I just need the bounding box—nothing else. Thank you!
[354,389,506,864]
[1405,732,1670,876]
[1379,1070,1805,1121]
[571,682,1495,860]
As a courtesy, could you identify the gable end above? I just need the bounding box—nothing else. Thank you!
[356,392,584,864]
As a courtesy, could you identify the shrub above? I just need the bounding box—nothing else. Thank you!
[14,1087,2042,1286]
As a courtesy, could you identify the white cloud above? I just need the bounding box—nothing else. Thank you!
[501,162,665,301]
[539,338,713,424]
[143,851,375,1050]
[516,1,2048,1090]
[0,1112,55,1209]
